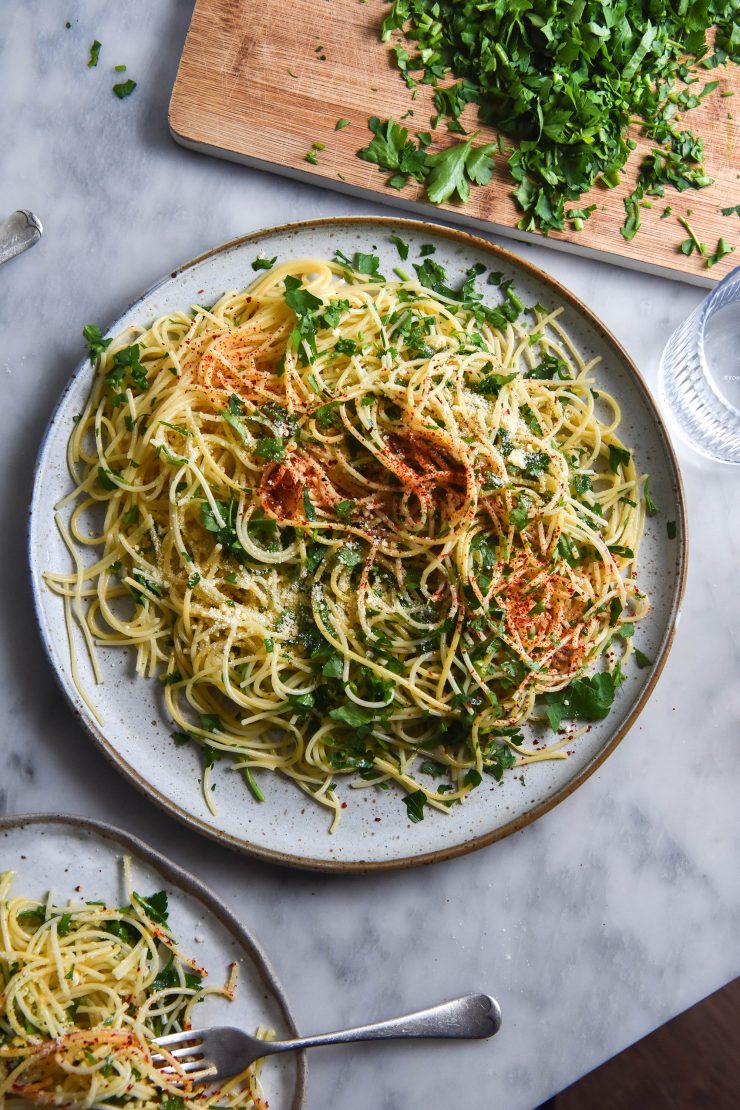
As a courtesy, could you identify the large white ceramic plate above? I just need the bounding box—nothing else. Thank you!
[0,814,305,1109]
[29,217,687,872]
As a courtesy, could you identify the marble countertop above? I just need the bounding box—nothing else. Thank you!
[1,4,738,1108]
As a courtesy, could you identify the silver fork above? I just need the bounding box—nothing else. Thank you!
[152,992,501,1083]
[0,210,42,267]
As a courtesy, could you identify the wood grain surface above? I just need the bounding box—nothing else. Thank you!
[169,0,740,286]
[539,977,740,1110]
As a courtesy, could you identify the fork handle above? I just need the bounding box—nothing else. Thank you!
[263,993,500,1056]
[0,210,42,267]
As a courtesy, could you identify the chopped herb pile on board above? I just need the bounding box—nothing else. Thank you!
[377,0,739,236]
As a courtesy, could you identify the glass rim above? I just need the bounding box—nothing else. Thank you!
[698,264,740,419]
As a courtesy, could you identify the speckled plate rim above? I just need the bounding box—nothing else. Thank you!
[0,812,307,1109]
[28,216,688,873]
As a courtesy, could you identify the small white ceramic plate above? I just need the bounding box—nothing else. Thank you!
[0,814,305,1108]
[29,217,687,872]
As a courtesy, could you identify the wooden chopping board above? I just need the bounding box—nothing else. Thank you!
[169,0,739,286]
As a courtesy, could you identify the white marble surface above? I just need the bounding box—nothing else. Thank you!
[1,4,738,1108]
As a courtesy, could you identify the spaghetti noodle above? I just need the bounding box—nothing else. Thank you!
[0,862,269,1110]
[45,250,650,829]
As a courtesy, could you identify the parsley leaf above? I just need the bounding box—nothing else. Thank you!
[337,543,363,567]
[284,274,322,362]
[152,956,179,993]
[57,912,73,937]
[389,234,409,260]
[608,444,631,474]
[83,324,112,361]
[644,476,660,515]
[485,744,517,782]
[419,759,446,778]
[356,116,429,186]
[303,486,316,522]
[403,789,426,823]
[252,256,277,270]
[529,353,568,381]
[132,890,169,925]
[329,704,371,727]
[471,368,517,396]
[425,136,496,205]
[706,237,735,268]
[255,436,285,462]
[354,252,385,281]
[510,495,529,531]
[113,78,137,99]
[544,672,618,730]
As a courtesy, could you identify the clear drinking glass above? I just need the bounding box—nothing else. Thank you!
[659,265,740,465]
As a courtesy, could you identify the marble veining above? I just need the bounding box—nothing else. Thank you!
[1,3,739,1108]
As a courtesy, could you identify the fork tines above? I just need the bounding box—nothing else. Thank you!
[150,1031,216,1083]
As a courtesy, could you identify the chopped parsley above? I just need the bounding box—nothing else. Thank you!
[379,1,738,236]
[389,233,409,260]
[255,436,285,462]
[425,133,497,204]
[357,116,496,204]
[132,890,168,925]
[529,352,569,381]
[83,324,112,362]
[471,368,516,397]
[113,78,137,99]
[252,256,277,270]
[706,237,735,268]
[303,486,316,521]
[337,543,363,568]
[608,444,631,474]
[403,788,427,823]
[284,274,322,362]
[87,40,102,68]
[509,495,529,531]
[97,466,121,491]
[485,744,517,781]
[544,671,619,731]
[643,477,660,515]
[353,252,385,281]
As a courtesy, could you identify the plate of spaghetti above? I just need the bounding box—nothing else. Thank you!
[30,217,686,870]
[0,813,304,1109]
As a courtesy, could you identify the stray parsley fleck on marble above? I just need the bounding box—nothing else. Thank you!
[113,79,137,100]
